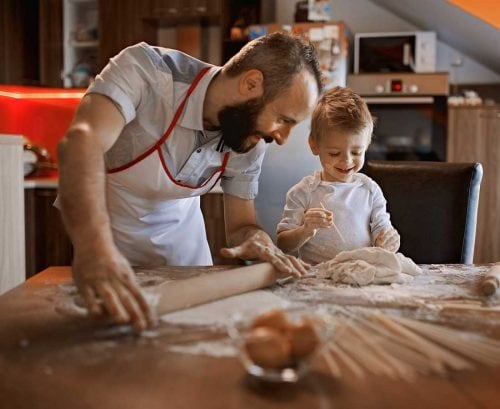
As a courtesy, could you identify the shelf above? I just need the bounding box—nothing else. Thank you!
[69,40,99,48]
[63,0,99,88]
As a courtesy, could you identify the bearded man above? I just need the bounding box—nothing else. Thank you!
[57,33,323,330]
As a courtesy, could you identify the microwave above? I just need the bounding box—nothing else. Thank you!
[354,31,436,74]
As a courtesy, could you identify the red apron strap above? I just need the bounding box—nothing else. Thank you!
[108,66,211,174]
[211,151,231,189]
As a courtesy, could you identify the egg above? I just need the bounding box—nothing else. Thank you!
[244,326,291,368]
[288,318,320,360]
[250,308,289,332]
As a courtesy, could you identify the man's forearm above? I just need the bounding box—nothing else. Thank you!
[57,126,114,252]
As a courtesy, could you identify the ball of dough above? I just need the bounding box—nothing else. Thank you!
[288,318,320,360]
[244,327,291,368]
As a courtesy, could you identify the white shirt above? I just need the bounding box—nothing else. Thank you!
[87,42,266,200]
[277,171,394,265]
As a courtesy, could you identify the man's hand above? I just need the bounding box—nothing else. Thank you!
[220,230,310,277]
[375,227,400,253]
[72,246,156,332]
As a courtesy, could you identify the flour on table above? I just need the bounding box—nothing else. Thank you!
[158,290,288,357]
[160,289,288,327]
[45,263,498,362]
[315,247,422,285]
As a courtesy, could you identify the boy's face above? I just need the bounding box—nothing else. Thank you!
[309,129,371,183]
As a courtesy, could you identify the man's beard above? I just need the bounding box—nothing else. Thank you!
[218,97,273,153]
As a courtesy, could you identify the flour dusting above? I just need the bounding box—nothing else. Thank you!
[44,263,500,361]
[160,290,287,327]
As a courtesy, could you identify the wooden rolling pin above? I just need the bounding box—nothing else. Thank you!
[480,264,500,296]
[154,262,279,315]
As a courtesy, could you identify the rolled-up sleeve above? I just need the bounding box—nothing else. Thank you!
[220,140,267,200]
[86,43,155,124]
[276,182,309,233]
[369,181,393,241]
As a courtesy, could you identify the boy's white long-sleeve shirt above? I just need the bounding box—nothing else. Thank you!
[277,171,394,265]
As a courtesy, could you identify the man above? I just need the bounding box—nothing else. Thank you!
[57,32,323,331]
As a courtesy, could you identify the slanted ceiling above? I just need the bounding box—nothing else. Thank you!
[370,0,500,74]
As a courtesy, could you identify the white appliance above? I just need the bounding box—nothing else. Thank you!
[347,72,449,162]
[354,31,436,74]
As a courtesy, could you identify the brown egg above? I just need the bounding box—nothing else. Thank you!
[244,326,291,369]
[288,318,320,360]
[250,308,289,332]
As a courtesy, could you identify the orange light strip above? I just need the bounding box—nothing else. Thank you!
[0,90,85,99]
[448,0,500,29]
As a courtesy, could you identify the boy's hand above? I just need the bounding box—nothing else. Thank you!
[302,207,333,234]
[375,228,400,253]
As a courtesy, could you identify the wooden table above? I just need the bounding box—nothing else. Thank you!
[1,266,499,409]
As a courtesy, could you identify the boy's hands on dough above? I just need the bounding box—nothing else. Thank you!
[220,230,310,277]
[302,207,333,235]
[72,245,157,332]
[375,227,400,253]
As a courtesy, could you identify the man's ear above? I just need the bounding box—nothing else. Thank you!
[308,135,319,155]
[238,69,264,98]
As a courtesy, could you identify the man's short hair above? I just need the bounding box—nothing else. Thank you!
[223,32,323,102]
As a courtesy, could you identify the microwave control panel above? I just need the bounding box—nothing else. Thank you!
[347,73,449,96]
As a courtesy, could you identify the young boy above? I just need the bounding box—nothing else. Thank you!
[276,86,400,265]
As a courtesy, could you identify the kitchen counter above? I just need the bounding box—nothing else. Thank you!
[24,176,59,189]
[23,176,223,193]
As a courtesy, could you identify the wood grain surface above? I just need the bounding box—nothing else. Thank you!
[1,266,500,409]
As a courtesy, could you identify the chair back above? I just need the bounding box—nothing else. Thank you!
[363,161,483,264]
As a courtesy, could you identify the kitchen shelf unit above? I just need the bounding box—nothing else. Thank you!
[62,0,99,88]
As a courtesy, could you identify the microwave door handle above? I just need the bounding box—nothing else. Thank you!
[403,43,416,71]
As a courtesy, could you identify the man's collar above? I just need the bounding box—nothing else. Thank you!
[179,66,222,132]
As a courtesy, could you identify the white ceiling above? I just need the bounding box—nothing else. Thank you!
[370,0,500,74]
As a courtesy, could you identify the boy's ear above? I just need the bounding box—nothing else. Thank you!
[308,135,319,155]
[238,69,264,98]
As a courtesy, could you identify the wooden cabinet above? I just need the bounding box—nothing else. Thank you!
[0,0,40,85]
[0,0,258,85]
[40,0,64,87]
[200,193,232,264]
[98,0,257,69]
[98,0,224,69]
[23,187,229,276]
[98,0,157,69]
[24,188,73,278]
[448,106,500,263]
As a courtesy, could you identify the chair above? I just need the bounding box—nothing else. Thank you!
[363,161,483,264]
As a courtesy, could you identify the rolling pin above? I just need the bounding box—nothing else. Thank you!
[480,264,500,296]
[154,262,279,315]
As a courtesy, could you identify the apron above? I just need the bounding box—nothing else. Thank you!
[106,67,230,266]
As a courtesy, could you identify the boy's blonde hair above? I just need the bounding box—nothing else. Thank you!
[310,86,374,144]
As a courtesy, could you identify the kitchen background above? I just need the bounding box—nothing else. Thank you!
[0,0,499,284]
